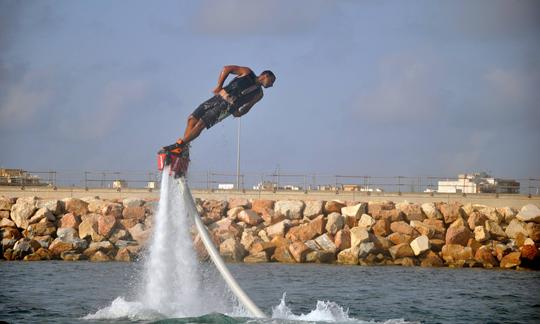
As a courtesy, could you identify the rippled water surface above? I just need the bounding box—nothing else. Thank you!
[1,261,539,324]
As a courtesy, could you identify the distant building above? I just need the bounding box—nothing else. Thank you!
[0,168,43,186]
[438,172,519,194]
[112,180,128,189]
[218,183,234,190]
[147,181,157,189]
[283,184,302,191]
[253,181,277,191]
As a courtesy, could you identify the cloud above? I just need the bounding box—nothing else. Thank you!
[0,70,54,128]
[352,54,444,123]
[192,0,335,35]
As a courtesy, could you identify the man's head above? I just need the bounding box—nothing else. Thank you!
[259,70,276,88]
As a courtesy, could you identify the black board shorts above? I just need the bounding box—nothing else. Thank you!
[192,95,232,129]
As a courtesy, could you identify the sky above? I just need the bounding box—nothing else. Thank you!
[1,0,539,182]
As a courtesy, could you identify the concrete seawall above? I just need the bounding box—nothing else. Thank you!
[1,194,539,269]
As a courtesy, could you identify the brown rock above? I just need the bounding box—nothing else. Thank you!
[467,238,482,255]
[103,203,124,218]
[325,200,346,214]
[272,245,296,263]
[429,239,445,252]
[237,209,263,226]
[440,202,464,225]
[115,248,133,261]
[274,200,305,220]
[410,220,435,238]
[64,198,89,216]
[335,228,351,251]
[24,220,56,238]
[0,218,16,227]
[48,239,74,257]
[500,251,521,268]
[372,219,391,237]
[445,226,472,246]
[372,235,393,251]
[202,200,228,222]
[286,216,324,242]
[337,247,359,265]
[122,206,146,222]
[244,251,269,263]
[367,201,395,219]
[59,213,81,229]
[79,218,104,241]
[304,200,324,219]
[0,210,10,219]
[379,209,404,222]
[249,241,276,256]
[260,209,284,225]
[251,199,274,214]
[520,244,538,261]
[2,227,22,240]
[90,250,112,262]
[127,223,150,244]
[525,223,540,242]
[325,212,344,235]
[120,218,140,229]
[397,202,425,222]
[389,243,415,259]
[266,220,291,238]
[219,238,246,262]
[387,232,413,245]
[61,251,84,261]
[474,246,498,268]
[421,203,443,220]
[97,215,117,237]
[467,211,487,229]
[420,251,444,267]
[441,244,474,267]
[289,241,310,263]
[228,198,250,209]
[10,199,37,229]
[390,221,418,236]
[394,257,417,266]
[423,219,446,239]
[0,196,13,211]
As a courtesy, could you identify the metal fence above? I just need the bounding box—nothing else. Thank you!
[2,170,538,196]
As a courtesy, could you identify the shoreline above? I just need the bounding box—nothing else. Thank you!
[1,195,539,270]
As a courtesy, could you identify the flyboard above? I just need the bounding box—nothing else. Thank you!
[157,147,267,318]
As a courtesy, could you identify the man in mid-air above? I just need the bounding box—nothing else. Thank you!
[161,65,276,155]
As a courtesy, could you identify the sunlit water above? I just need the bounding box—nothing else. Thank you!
[1,170,539,323]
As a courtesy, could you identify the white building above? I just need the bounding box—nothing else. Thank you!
[438,172,519,194]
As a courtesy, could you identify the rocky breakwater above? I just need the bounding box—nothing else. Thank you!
[1,195,540,270]
[1,196,155,261]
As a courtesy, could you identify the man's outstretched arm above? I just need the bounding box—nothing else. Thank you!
[213,65,252,94]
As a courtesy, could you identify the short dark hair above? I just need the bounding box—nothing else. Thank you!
[261,70,275,79]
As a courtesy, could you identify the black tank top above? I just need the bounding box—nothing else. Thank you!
[223,71,263,112]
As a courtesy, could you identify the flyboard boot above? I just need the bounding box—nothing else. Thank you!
[157,140,190,178]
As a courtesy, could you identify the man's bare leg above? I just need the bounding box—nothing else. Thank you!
[181,118,206,144]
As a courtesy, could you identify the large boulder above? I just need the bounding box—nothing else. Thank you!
[341,203,367,219]
[325,212,344,235]
[237,209,262,226]
[350,227,370,248]
[467,212,488,229]
[90,250,112,262]
[97,214,117,237]
[244,251,269,263]
[289,242,310,263]
[358,242,376,259]
[240,230,259,251]
[59,213,81,229]
[390,221,418,236]
[227,207,244,220]
[63,198,89,216]
[274,200,305,220]
[304,200,324,219]
[372,219,391,237]
[122,206,146,222]
[79,217,103,241]
[24,219,56,238]
[266,220,291,238]
[500,251,521,268]
[421,203,443,220]
[83,241,115,258]
[28,208,55,225]
[480,207,503,225]
[0,196,13,211]
[497,206,517,224]
[474,226,490,242]
[440,202,464,224]
[128,223,150,244]
[286,215,325,242]
[516,204,540,223]
[122,198,145,208]
[410,235,430,256]
[367,201,395,219]
[445,226,472,246]
[337,247,359,265]
[12,238,41,259]
[387,232,413,245]
[314,234,337,254]
[410,220,435,238]
[115,248,134,262]
[335,228,351,251]
[526,223,540,242]
[474,246,499,268]
[441,244,474,267]
[227,198,250,209]
[251,200,274,218]
[11,198,38,229]
[420,251,444,267]
[485,220,507,240]
[0,218,16,227]
[324,200,346,214]
[505,219,528,239]
[389,243,415,260]
[397,202,425,222]
[357,214,376,230]
[423,219,446,239]
[202,200,228,222]
[37,199,63,216]
[219,238,246,262]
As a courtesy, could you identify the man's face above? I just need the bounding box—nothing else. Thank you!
[261,74,275,88]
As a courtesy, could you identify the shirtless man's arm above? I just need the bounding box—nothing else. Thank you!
[212,65,253,95]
